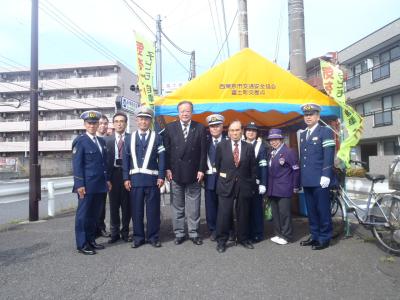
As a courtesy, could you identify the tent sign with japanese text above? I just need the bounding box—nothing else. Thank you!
[135,33,155,107]
[320,59,363,168]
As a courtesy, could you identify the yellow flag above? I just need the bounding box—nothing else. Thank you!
[320,60,363,168]
[135,33,156,108]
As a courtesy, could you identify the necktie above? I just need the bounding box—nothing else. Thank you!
[271,150,276,159]
[233,142,239,167]
[214,139,219,147]
[117,135,124,158]
[140,133,146,145]
[93,137,102,154]
[306,129,311,140]
[183,123,188,142]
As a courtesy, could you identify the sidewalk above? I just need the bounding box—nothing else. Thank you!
[1,204,399,299]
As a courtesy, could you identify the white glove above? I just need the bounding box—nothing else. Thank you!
[320,176,330,188]
[259,185,266,195]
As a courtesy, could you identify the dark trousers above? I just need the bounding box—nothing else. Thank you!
[205,189,218,233]
[109,167,131,238]
[249,193,264,240]
[130,186,161,243]
[304,186,332,243]
[270,196,292,241]
[96,193,107,232]
[216,189,251,244]
[75,193,103,249]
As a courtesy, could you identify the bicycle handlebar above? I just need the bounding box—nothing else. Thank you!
[349,160,367,168]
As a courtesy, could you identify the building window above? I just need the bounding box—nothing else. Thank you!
[372,62,390,82]
[374,110,392,127]
[383,96,392,110]
[383,139,400,155]
[345,75,360,91]
[355,103,364,115]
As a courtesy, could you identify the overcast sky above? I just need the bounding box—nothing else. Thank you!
[0,0,399,83]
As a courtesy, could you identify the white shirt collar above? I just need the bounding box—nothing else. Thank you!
[212,135,222,143]
[273,143,285,155]
[138,129,150,138]
[86,132,96,140]
[180,120,191,128]
[307,123,319,135]
[115,132,126,140]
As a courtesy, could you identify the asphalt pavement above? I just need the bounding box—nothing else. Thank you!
[1,202,399,299]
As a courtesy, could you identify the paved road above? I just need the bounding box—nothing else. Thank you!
[1,205,399,299]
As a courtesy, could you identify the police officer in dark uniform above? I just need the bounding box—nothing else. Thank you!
[72,110,111,255]
[204,114,225,241]
[244,122,268,243]
[299,103,336,250]
[123,106,165,248]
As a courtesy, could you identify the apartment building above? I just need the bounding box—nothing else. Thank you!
[337,18,400,175]
[0,61,138,178]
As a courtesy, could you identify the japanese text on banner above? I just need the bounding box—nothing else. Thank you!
[320,59,363,168]
[135,33,155,108]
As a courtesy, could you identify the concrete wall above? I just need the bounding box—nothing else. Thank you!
[369,154,398,177]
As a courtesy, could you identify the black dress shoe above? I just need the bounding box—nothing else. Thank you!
[150,240,162,248]
[89,241,105,250]
[131,240,145,248]
[77,245,96,255]
[100,229,111,238]
[300,237,318,246]
[190,237,203,245]
[122,236,133,243]
[108,235,121,244]
[228,232,236,242]
[312,241,330,250]
[239,240,254,249]
[216,243,226,253]
[252,237,263,244]
[174,237,185,245]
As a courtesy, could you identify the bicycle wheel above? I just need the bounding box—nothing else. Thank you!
[371,194,400,254]
[330,190,345,239]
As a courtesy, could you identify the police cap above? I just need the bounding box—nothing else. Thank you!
[80,110,102,123]
[206,114,224,126]
[301,103,321,115]
[245,121,258,131]
[135,106,154,119]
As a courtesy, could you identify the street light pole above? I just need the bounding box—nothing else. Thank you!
[238,0,249,49]
[29,0,41,221]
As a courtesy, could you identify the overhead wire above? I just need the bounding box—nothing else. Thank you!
[210,9,238,68]
[122,0,156,37]
[127,0,155,21]
[207,0,222,56]
[39,0,133,68]
[273,0,285,63]
[220,0,230,57]
[213,0,226,58]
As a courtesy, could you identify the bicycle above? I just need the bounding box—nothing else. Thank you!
[330,160,400,254]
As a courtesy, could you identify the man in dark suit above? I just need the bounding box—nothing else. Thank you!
[72,110,111,255]
[95,114,111,238]
[105,112,132,243]
[244,122,268,243]
[299,103,336,250]
[163,100,207,245]
[215,120,257,253]
[123,106,165,248]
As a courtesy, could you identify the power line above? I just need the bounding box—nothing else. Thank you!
[122,0,156,37]
[127,0,155,21]
[207,0,222,56]
[211,9,238,68]
[273,0,285,63]
[160,30,191,55]
[213,0,226,58]
[220,0,230,57]
[39,0,133,68]
[162,43,190,74]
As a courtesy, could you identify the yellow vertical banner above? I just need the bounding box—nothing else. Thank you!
[135,33,155,108]
[320,60,364,168]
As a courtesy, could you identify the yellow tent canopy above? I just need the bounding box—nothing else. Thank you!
[155,48,339,128]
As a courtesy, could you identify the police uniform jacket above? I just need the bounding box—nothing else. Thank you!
[252,139,268,187]
[299,124,335,187]
[205,135,227,191]
[163,120,207,184]
[122,130,165,187]
[267,143,300,198]
[72,134,109,194]
[215,139,257,198]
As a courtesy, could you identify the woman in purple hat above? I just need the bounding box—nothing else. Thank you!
[266,129,300,245]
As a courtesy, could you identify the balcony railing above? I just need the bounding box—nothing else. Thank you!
[373,109,393,127]
[345,75,360,91]
[371,62,390,82]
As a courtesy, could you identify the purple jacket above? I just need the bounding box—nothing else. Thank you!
[267,144,300,198]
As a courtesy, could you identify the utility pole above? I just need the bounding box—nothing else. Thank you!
[189,51,196,80]
[238,0,249,49]
[29,0,41,221]
[288,0,307,80]
[155,14,162,95]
